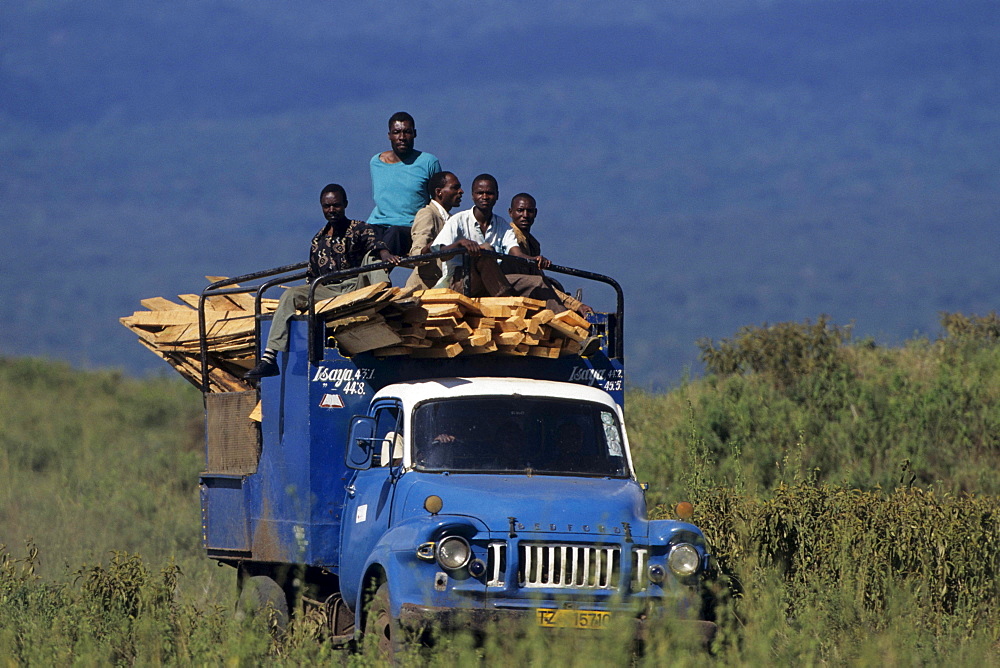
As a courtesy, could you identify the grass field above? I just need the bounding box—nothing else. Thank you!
[3,316,1000,664]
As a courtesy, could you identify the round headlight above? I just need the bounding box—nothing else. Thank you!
[435,536,471,570]
[647,563,666,584]
[667,543,701,577]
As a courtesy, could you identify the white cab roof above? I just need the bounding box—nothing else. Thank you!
[373,377,619,410]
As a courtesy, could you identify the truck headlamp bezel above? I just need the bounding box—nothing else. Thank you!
[435,536,471,570]
[667,543,701,577]
[647,563,666,584]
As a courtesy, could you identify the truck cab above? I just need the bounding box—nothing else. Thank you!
[195,252,715,648]
[343,377,712,636]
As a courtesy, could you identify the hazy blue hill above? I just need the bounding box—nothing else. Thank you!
[3,0,998,387]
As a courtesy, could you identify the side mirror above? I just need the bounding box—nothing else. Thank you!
[346,415,376,470]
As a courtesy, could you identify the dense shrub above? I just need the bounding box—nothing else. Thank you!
[697,315,851,390]
[654,484,1000,643]
[4,337,1000,663]
[631,315,1000,497]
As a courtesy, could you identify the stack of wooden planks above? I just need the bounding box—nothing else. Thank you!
[119,278,280,393]
[122,281,595,393]
[366,288,594,360]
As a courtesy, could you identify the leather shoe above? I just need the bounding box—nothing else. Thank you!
[580,336,602,357]
[244,359,279,379]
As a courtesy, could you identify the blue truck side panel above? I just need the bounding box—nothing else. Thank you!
[200,475,249,551]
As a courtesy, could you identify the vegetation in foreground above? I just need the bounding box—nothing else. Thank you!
[3,314,1000,664]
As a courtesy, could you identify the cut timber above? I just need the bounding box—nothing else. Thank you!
[425,316,459,329]
[478,303,527,319]
[332,319,402,356]
[499,315,528,332]
[314,282,391,314]
[547,318,589,342]
[452,322,475,338]
[125,274,606,390]
[176,294,201,308]
[477,296,546,309]
[424,303,465,319]
[466,316,496,330]
[138,340,248,393]
[495,331,525,347]
[424,325,454,338]
[528,309,555,332]
[469,328,493,347]
[415,289,481,314]
[223,292,258,311]
[207,295,245,311]
[551,309,592,330]
[140,297,191,311]
[249,401,262,422]
[122,309,253,327]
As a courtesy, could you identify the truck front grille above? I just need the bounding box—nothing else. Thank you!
[486,541,625,590]
[519,542,621,589]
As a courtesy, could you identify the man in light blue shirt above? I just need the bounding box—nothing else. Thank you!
[367,111,441,258]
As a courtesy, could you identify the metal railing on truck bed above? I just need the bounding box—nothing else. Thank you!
[197,248,624,395]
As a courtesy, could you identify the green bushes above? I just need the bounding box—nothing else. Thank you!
[623,314,1000,661]
[631,314,1000,497]
[4,334,1000,663]
[655,484,1000,647]
[0,542,283,665]
[0,356,205,575]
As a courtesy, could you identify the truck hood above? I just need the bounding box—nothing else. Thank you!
[397,472,647,540]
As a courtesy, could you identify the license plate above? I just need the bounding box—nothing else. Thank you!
[536,608,611,630]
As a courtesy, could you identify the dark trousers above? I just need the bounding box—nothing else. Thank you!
[372,224,412,258]
[451,257,566,313]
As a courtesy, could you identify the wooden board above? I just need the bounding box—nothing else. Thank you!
[140,297,191,311]
[552,309,592,330]
[332,320,403,355]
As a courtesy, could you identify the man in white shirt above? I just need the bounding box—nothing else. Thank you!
[430,173,515,295]
[431,175,568,312]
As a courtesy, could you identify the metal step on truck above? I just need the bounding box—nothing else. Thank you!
[196,250,717,655]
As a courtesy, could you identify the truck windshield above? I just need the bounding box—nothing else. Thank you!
[412,397,629,477]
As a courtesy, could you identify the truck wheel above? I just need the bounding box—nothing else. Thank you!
[364,582,399,660]
[237,575,290,634]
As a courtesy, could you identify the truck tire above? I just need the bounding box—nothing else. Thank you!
[237,575,290,634]
[364,582,399,660]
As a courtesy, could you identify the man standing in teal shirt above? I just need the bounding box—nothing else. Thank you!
[367,111,441,258]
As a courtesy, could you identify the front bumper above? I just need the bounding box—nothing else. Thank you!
[399,603,717,644]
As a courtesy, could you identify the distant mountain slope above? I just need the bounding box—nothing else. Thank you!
[3,0,998,387]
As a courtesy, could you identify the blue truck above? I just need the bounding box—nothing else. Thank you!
[196,253,716,654]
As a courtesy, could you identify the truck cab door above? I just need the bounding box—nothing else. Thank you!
[340,401,402,598]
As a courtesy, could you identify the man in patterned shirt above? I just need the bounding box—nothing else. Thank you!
[245,184,400,379]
